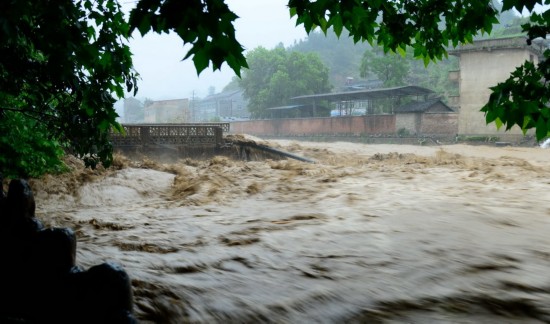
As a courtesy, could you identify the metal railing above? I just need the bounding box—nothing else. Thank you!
[111,123,227,147]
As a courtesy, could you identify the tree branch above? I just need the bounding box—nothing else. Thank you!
[0,107,60,122]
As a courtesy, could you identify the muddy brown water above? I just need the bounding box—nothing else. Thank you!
[31,140,550,323]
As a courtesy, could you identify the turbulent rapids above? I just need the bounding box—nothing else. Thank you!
[29,139,550,323]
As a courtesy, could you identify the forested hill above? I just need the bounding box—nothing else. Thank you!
[288,29,458,100]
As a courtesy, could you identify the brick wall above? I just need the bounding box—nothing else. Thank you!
[229,114,458,136]
[230,115,396,136]
[421,113,459,135]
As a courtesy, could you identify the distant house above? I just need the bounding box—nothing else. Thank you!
[449,36,546,137]
[394,99,457,135]
[192,90,249,122]
[144,98,190,123]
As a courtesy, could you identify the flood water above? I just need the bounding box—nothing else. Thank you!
[31,140,550,323]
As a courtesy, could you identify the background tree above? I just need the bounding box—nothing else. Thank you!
[289,29,371,88]
[222,77,241,92]
[358,46,459,100]
[239,47,332,118]
[359,48,411,87]
[412,57,459,99]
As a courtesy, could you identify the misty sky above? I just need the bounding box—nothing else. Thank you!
[127,0,308,101]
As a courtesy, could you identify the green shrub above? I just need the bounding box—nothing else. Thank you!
[397,128,411,137]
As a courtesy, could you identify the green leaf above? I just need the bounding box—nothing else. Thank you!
[495,117,503,130]
[396,46,407,57]
[422,55,430,67]
[501,0,517,11]
[192,51,210,75]
[137,14,151,36]
[485,109,497,123]
[331,15,344,37]
[289,7,297,18]
[536,117,548,140]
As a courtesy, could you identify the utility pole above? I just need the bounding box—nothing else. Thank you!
[191,90,195,122]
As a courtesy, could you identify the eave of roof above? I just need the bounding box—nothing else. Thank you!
[290,86,434,102]
[266,104,305,110]
[448,36,545,56]
[394,99,453,113]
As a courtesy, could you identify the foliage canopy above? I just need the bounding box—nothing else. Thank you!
[0,0,136,176]
[1,0,550,178]
[289,0,499,64]
[239,47,332,118]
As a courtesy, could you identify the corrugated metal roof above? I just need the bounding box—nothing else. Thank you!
[290,86,434,102]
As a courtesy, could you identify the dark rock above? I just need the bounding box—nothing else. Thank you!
[2,180,43,237]
[0,179,137,323]
[32,228,77,275]
[85,262,134,315]
[0,174,6,230]
[7,179,35,219]
[0,172,5,198]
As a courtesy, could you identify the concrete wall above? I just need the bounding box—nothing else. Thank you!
[230,115,396,136]
[144,99,189,123]
[456,44,538,135]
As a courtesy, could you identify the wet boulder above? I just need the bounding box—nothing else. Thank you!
[69,262,136,323]
[4,179,43,236]
[0,179,137,323]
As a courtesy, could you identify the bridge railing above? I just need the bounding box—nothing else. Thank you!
[111,123,228,147]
